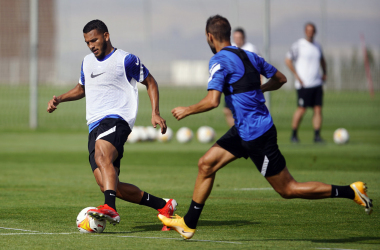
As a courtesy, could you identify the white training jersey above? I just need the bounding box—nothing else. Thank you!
[286,38,323,89]
[232,42,259,54]
[79,49,146,129]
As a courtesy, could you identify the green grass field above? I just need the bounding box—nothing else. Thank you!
[0,87,379,249]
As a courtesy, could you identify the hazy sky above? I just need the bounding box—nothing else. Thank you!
[55,0,380,83]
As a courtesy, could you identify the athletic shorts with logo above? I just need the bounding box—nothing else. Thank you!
[297,85,323,107]
[216,124,286,177]
[88,118,131,173]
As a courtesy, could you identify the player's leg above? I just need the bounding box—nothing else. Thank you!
[93,167,143,204]
[266,167,332,199]
[158,143,237,239]
[254,124,372,214]
[312,105,323,142]
[93,166,177,227]
[266,167,373,214]
[88,139,121,224]
[312,86,324,142]
[291,89,307,142]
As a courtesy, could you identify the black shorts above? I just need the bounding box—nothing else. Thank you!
[88,118,131,173]
[297,85,323,107]
[216,124,286,177]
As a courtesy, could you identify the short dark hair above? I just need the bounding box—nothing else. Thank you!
[83,19,108,34]
[304,22,317,33]
[206,15,231,42]
[234,27,245,39]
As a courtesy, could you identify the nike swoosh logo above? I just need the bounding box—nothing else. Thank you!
[194,206,201,209]
[91,72,105,78]
[147,194,149,201]
[135,57,139,65]
[335,189,338,196]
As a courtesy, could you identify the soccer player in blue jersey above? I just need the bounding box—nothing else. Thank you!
[47,20,177,229]
[158,15,372,239]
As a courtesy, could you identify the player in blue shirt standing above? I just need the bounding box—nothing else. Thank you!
[158,15,372,239]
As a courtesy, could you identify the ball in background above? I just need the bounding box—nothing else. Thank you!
[176,127,193,143]
[76,207,106,233]
[127,126,141,143]
[333,128,349,144]
[145,126,157,141]
[197,126,215,143]
[136,126,148,142]
[157,127,173,142]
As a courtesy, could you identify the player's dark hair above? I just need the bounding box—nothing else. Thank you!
[206,15,231,42]
[83,19,108,34]
[234,27,245,39]
[304,22,317,33]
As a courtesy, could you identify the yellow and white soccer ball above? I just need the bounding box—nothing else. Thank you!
[197,126,215,143]
[157,127,173,142]
[176,127,193,143]
[333,128,349,144]
[76,207,106,233]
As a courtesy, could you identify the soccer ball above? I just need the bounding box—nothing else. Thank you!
[333,128,349,144]
[197,126,215,143]
[127,126,141,143]
[157,127,173,142]
[145,126,157,141]
[76,207,106,233]
[136,126,148,142]
[176,127,193,143]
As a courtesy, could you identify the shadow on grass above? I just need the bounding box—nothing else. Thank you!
[128,220,260,232]
[235,236,380,244]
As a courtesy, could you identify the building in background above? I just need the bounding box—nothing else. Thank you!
[0,0,55,84]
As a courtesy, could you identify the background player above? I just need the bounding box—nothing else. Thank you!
[224,27,260,127]
[47,20,177,229]
[158,15,372,239]
[285,22,327,143]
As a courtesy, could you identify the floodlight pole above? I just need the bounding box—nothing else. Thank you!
[29,0,39,129]
[263,0,271,111]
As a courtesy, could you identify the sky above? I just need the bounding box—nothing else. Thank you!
[54,0,380,83]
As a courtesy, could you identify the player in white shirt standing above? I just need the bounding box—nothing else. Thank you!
[223,27,260,127]
[47,20,177,228]
[232,27,259,54]
[285,22,327,143]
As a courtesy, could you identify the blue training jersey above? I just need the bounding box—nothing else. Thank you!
[207,46,277,141]
[80,48,149,133]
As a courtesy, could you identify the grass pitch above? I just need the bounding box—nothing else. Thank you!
[0,87,379,249]
[0,128,379,249]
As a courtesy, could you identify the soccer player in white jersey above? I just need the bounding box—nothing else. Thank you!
[232,27,259,54]
[285,23,327,143]
[47,20,177,228]
[158,15,372,240]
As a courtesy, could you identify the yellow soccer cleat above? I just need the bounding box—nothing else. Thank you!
[158,214,196,239]
[350,182,373,215]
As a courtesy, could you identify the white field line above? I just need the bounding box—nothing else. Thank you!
[92,235,243,244]
[0,233,75,235]
[234,187,273,191]
[0,231,243,244]
[0,227,40,232]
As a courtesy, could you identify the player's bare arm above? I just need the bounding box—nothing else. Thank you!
[320,53,327,81]
[285,57,303,87]
[47,83,85,113]
[261,70,287,93]
[141,73,167,134]
[172,90,221,121]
